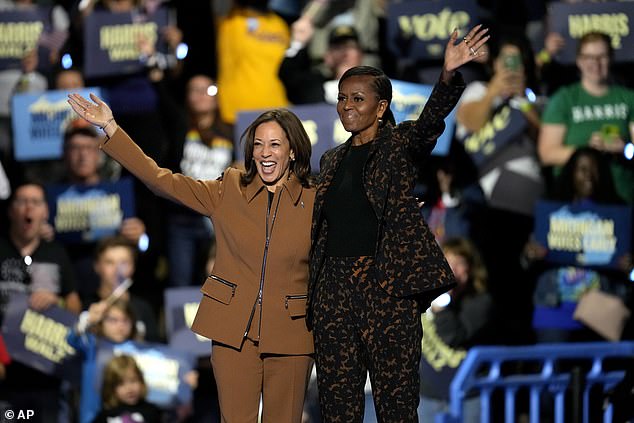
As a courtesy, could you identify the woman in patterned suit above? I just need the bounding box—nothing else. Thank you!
[308,25,490,422]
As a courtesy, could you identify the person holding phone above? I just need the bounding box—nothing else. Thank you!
[455,34,541,141]
[538,31,634,204]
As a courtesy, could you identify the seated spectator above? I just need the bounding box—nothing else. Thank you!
[0,182,81,422]
[279,22,363,104]
[419,237,494,423]
[538,31,634,204]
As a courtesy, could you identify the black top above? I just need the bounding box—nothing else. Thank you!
[91,399,163,423]
[323,142,378,256]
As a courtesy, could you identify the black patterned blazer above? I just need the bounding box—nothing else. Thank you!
[308,74,465,321]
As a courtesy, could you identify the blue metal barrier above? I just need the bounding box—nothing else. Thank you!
[435,342,634,423]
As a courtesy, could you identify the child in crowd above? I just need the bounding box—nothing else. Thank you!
[67,298,139,423]
[92,354,163,423]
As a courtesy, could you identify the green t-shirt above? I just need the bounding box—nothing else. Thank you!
[542,83,634,203]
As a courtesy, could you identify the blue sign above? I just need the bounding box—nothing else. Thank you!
[95,340,196,408]
[549,1,634,64]
[164,287,211,357]
[391,79,456,156]
[386,0,479,60]
[0,9,51,71]
[461,105,528,167]
[534,200,632,269]
[1,292,81,384]
[83,8,169,78]
[45,177,136,244]
[11,87,103,161]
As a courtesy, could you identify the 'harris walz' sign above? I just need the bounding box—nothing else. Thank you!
[386,0,479,60]
[11,87,103,161]
[83,8,169,78]
[0,9,50,71]
[45,177,136,244]
[534,200,632,269]
[236,81,455,171]
[549,1,634,64]
[1,292,81,384]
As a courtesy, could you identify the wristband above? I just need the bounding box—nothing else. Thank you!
[537,49,551,64]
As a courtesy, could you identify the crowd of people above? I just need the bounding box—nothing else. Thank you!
[0,0,633,422]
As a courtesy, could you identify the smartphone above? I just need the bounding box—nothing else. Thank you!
[600,124,620,143]
[503,54,522,71]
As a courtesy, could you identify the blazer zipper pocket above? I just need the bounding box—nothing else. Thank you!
[209,275,237,297]
[285,294,308,309]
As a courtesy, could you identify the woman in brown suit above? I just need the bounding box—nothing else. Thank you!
[67,95,315,423]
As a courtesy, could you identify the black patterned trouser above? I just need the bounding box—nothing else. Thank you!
[313,256,422,423]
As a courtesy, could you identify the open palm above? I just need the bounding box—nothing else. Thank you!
[444,24,489,73]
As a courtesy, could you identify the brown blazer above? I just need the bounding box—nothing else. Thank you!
[101,128,315,355]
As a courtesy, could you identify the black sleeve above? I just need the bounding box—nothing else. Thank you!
[279,48,326,105]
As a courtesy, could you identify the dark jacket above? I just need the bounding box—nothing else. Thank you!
[308,74,465,322]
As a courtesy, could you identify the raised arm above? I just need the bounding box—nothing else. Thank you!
[67,93,222,216]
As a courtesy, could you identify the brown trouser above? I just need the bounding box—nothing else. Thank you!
[211,339,313,423]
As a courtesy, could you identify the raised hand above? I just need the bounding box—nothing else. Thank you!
[444,24,489,74]
[67,93,118,136]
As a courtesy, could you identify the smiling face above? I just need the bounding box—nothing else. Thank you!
[252,121,293,191]
[9,184,49,244]
[577,39,610,86]
[337,75,387,142]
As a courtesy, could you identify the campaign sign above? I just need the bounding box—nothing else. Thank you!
[549,1,634,64]
[83,8,169,78]
[386,0,479,60]
[45,177,135,244]
[164,287,211,356]
[461,105,528,167]
[1,292,81,384]
[534,200,632,269]
[95,340,196,408]
[391,79,456,156]
[0,9,50,71]
[235,103,340,172]
[11,87,103,161]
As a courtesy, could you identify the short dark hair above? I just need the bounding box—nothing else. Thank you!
[338,66,396,127]
[9,181,47,205]
[63,124,99,150]
[240,109,312,187]
[94,235,138,263]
